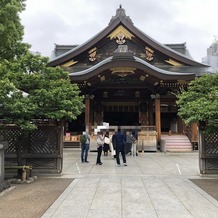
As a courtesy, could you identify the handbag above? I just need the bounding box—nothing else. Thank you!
[104,136,110,144]
[97,137,103,145]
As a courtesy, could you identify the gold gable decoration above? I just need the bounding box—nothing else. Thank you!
[89,47,97,62]
[165,59,183,66]
[61,60,78,67]
[110,67,136,77]
[140,47,154,61]
[108,25,134,44]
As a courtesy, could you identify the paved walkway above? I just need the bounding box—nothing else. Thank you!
[42,150,218,218]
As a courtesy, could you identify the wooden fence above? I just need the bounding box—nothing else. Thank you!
[0,121,64,178]
[199,130,218,174]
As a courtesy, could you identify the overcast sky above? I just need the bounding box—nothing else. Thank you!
[20,0,218,62]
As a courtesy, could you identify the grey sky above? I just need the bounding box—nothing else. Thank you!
[20,0,218,62]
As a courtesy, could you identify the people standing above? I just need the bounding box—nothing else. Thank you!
[80,131,90,163]
[103,131,110,156]
[114,127,127,166]
[96,132,104,165]
[131,131,138,156]
[110,131,116,158]
[126,131,133,155]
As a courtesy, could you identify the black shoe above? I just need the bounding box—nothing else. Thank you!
[99,162,103,165]
[85,161,89,163]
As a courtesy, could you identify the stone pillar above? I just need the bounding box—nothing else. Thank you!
[0,136,10,192]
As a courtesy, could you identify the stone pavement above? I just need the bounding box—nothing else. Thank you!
[42,150,218,218]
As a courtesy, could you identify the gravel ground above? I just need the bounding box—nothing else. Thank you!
[190,179,218,201]
[0,178,73,218]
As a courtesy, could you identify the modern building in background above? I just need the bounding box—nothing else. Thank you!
[202,39,218,72]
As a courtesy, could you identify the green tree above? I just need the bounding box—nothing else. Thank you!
[0,53,84,132]
[0,52,84,171]
[0,0,84,175]
[0,0,29,61]
[0,0,84,135]
[177,73,218,134]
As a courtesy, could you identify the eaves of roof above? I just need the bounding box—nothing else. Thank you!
[69,56,196,81]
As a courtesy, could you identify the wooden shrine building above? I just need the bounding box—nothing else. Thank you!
[48,6,212,151]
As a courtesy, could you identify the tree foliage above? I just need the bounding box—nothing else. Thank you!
[0,53,84,132]
[0,1,84,176]
[0,0,84,133]
[177,73,218,134]
[0,0,29,61]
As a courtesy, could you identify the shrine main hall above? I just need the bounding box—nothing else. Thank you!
[48,6,212,151]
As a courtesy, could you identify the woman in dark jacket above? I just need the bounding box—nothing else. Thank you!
[103,132,110,156]
[96,132,104,165]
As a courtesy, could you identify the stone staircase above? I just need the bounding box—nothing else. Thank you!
[161,134,193,152]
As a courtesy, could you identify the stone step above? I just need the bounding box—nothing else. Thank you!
[165,148,193,152]
[161,134,192,152]
[164,140,191,143]
[165,142,192,146]
[165,144,192,149]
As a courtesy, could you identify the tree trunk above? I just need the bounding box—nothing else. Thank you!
[15,135,28,179]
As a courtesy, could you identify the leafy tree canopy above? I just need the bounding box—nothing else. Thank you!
[177,73,218,134]
[0,0,29,61]
[0,53,84,129]
[0,0,84,133]
[0,52,84,132]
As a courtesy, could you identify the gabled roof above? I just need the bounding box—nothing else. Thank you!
[48,6,205,67]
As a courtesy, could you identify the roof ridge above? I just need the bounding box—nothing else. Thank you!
[108,5,133,25]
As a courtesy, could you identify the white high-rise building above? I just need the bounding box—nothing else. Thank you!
[202,39,218,72]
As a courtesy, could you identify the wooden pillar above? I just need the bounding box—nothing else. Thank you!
[191,122,198,142]
[85,96,91,133]
[155,96,161,143]
[148,100,153,126]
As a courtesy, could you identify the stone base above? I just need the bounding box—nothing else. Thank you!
[0,180,10,193]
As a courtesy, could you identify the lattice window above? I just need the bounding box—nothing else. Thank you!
[29,128,58,154]
[204,133,218,156]
[0,128,22,154]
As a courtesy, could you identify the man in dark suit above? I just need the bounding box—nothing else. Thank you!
[113,127,127,166]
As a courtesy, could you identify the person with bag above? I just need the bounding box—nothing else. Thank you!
[103,131,110,156]
[130,131,138,156]
[96,132,104,165]
[110,131,116,158]
[126,131,133,155]
[80,131,90,163]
